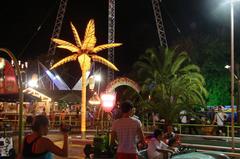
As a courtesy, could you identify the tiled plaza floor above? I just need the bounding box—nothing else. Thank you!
[49,134,94,159]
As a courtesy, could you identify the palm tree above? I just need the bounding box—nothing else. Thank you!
[134,48,208,124]
[51,19,122,138]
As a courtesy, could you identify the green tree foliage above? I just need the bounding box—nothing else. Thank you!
[206,75,230,106]
[133,48,208,123]
[174,35,230,106]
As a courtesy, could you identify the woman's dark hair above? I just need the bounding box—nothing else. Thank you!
[120,100,133,113]
[153,129,163,138]
[32,115,49,131]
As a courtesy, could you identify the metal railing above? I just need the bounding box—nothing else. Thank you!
[2,115,240,138]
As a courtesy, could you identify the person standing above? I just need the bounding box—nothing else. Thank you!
[76,106,80,119]
[179,110,187,133]
[60,110,66,123]
[49,110,55,128]
[111,100,145,159]
[179,110,187,124]
[42,108,47,116]
[212,106,227,136]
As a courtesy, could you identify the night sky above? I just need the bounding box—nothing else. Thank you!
[0,0,239,85]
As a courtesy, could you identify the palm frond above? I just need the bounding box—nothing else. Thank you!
[133,47,208,123]
[52,38,78,49]
[70,22,82,47]
[162,48,174,72]
[180,64,200,73]
[134,61,154,76]
[57,45,79,53]
[82,19,96,50]
[145,49,162,70]
[50,54,78,69]
[92,43,122,53]
[171,51,188,74]
[91,55,119,71]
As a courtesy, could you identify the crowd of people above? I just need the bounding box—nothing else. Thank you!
[16,101,230,159]
[179,105,228,136]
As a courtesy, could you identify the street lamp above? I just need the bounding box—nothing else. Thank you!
[223,0,240,150]
[89,92,101,105]
[225,65,230,69]
[221,0,239,149]
[94,74,101,82]
[230,0,236,150]
[94,74,101,94]
[88,74,101,92]
[225,65,238,79]
[28,74,39,88]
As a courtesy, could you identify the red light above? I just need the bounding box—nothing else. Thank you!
[100,93,116,112]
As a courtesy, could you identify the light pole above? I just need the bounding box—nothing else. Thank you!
[94,74,102,95]
[230,0,235,150]
[224,0,238,150]
[225,65,240,126]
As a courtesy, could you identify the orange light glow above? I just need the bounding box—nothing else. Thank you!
[50,19,122,138]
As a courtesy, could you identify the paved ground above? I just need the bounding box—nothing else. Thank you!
[43,134,92,159]
[48,133,240,159]
[54,141,85,159]
[6,129,240,159]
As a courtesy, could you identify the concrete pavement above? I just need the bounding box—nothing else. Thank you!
[49,134,95,159]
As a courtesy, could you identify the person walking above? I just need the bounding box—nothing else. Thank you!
[111,100,145,159]
[212,106,227,136]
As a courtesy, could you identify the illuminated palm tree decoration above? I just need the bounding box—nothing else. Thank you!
[51,19,121,138]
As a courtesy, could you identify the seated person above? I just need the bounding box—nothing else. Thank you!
[18,115,68,159]
[168,136,180,153]
[147,129,174,159]
[164,125,176,144]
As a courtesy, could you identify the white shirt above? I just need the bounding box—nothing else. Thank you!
[111,117,142,154]
[179,110,187,124]
[216,112,226,126]
[147,138,169,159]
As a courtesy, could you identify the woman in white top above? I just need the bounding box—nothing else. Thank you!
[147,129,174,159]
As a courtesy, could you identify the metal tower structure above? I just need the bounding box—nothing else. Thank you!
[107,0,116,82]
[151,0,168,47]
[45,0,68,90]
[48,0,68,65]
